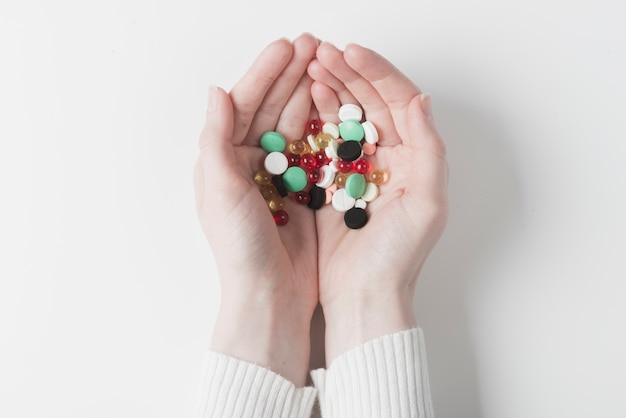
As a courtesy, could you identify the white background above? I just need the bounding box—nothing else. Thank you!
[1,0,625,417]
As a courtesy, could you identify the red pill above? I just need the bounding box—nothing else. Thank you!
[294,191,311,205]
[314,151,329,167]
[287,153,300,167]
[300,153,317,170]
[307,168,321,183]
[306,119,322,136]
[354,159,370,174]
[338,160,353,173]
[273,210,289,226]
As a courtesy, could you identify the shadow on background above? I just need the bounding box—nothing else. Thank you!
[415,100,523,418]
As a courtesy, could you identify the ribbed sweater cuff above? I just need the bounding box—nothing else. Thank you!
[194,351,317,418]
[310,327,434,418]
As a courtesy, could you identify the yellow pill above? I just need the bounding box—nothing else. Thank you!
[314,133,332,149]
[334,172,349,188]
[368,169,389,185]
[268,197,286,211]
[254,170,272,186]
[289,139,307,155]
[260,184,278,200]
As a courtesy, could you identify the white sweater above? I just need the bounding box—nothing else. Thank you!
[194,328,434,418]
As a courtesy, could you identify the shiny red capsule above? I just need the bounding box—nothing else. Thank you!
[307,168,321,183]
[287,153,300,167]
[300,153,317,170]
[338,160,353,173]
[294,191,311,204]
[306,119,322,136]
[273,210,289,226]
[354,159,370,174]
[314,151,329,167]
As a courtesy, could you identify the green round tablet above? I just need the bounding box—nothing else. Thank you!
[282,166,307,193]
[345,173,366,199]
[260,131,286,153]
[339,120,365,141]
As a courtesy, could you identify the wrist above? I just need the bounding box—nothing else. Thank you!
[211,297,313,387]
[322,291,416,364]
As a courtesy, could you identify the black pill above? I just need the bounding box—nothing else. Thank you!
[307,186,325,210]
[271,175,288,197]
[337,141,362,162]
[344,207,368,229]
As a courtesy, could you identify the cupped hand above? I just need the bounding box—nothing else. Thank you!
[307,42,449,361]
[193,34,319,385]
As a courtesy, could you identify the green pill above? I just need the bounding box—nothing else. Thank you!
[339,120,365,142]
[260,131,286,153]
[282,166,307,192]
[345,173,366,199]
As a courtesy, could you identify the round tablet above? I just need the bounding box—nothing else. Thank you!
[264,152,288,175]
[271,175,288,197]
[361,182,379,202]
[361,121,379,144]
[337,141,362,162]
[345,173,367,199]
[339,104,363,122]
[362,142,377,155]
[316,165,335,189]
[344,207,368,229]
[322,122,340,139]
[355,199,367,209]
[308,186,325,210]
[339,120,365,141]
[307,134,320,152]
[282,166,308,193]
[260,131,286,152]
[331,188,356,212]
[325,139,339,159]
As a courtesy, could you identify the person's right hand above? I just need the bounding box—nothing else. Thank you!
[307,42,449,362]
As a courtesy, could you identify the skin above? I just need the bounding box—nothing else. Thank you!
[193,35,448,387]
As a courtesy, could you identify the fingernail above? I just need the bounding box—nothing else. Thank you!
[420,93,433,120]
[207,85,218,114]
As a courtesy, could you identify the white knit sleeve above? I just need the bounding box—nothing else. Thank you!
[194,351,317,418]
[310,328,434,418]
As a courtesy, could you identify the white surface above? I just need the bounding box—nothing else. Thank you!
[1,0,625,417]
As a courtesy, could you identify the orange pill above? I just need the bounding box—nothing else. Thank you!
[368,169,389,185]
[254,170,272,186]
[362,142,377,155]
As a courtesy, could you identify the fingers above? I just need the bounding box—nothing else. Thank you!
[275,74,314,141]
[229,38,293,144]
[240,34,319,146]
[311,81,341,124]
[314,42,401,146]
[307,58,358,105]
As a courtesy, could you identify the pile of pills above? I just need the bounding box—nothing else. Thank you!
[253,104,388,229]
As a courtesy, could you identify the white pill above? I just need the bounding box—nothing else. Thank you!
[355,199,367,209]
[328,159,339,173]
[307,134,320,152]
[264,152,288,175]
[316,165,336,189]
[322,122,340,139]
[325,139,339,159]
[361,182,379,202]
[362,121,379,144]
[339,104,363,122]
[331,188,356,212]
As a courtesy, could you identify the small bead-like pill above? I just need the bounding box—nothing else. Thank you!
[331,188,356,212]
[322,122,340,139]
[282,166,308,193]
[368,169,389,185]
[314,133,332,150]
[260,131,287,153]
[362,142,377,155]
[361,182,379,202]
[339,104,363,122]
[254,170,272,186]
[306,119,322,136]
[339,120,365,142]
[273,209,289,226]
[300,153,317,170]
[316,165,335,189]
[345,173,367,199]
[264,152,288,175]
[354,159,370,174]
[268,196,286,211]
[294,191,311,205]
[260,184,278,200]
[344,207,368,229]
[338,160,353,173]
[287,153,300,167]
[334,172,349,188]
[289,139,307,155]
[308,186,325,210]
[337,141,362,162]
[355,199,367,209]
[361,121,379,144]
[307,168,321,183]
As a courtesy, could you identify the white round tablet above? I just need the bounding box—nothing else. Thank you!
[361,182,379,202]
[316,165,335,189]
[264,152,288,175]
[325,139,339,159]
[339,104,363,122]
[355,199,367,209]
[307,134,320,152]
[362,121,379,144]
[322,122,340,139]
[331,188,356,212]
